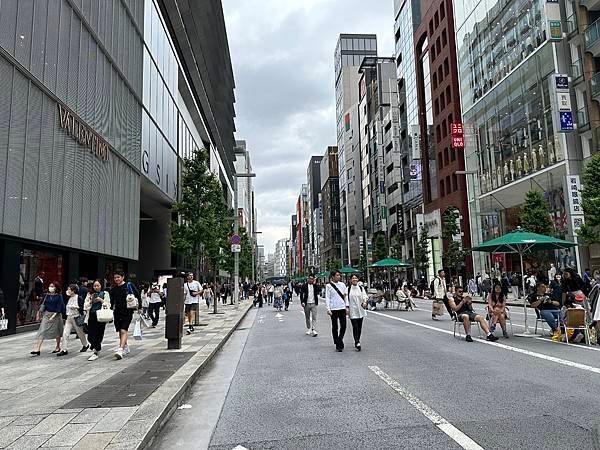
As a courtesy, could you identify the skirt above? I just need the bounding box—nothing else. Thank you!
[36,312,64,339]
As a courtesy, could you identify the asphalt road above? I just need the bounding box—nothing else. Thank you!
[153,295,600,450]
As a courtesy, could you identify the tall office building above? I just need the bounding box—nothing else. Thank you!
[334,34,378,266]
[306,156,323,270]
[234,140,255,236]
[0,0,237,334]
[274,238,289,277]
[320,146,342,266]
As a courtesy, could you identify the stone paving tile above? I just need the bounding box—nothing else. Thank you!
[13,415,47,426]
[0,415,17,430]
[70,408,110,424]
[104,440,141,450]
[27,413,78,435]
[5,433,50,449]
[43,423,95,447]
[110,419,154,444]
[90,407,138,433]
[0,424,35,448]
[71,432,116,450]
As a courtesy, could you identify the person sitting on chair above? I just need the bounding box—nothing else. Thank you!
[447,287,498,343]
[487,283,509,338]
[527,282,562,341]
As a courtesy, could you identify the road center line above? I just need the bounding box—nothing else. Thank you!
[368,365,485,450]
[370,311,600,375]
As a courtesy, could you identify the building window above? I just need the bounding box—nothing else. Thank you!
[452,173,458,191]
[438,152,443,168]
[438,66,443,83]
[433,72,437,89]
[429,20,433,35]
[451,147,456,161]
[440,180,445,196]
[444,58,449,76]
[436,37,441,55]
[446,86,451,103]
[446,176,451,194]
[440,92,445,109]
[442,29,447,47]
[440,2,446,20]
[444,147,449,165]
[442,120,447,137]
[435,99,440,116]
[434,11,439,28]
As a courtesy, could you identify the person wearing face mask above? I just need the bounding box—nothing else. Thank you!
[31,282,65,356]
[84,280,112,361]
[56,284,89,356]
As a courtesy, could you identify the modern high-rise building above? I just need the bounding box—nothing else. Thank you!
[455,0,591,273]
[0,0,237,334]
[234,140,255,237]
[305,156,323,270]
[394,0,424,276]
[334,34,378,266]
[320,146,342,266]
[274,238,289,277]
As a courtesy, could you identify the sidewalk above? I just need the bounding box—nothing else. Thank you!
[0,301,253,450]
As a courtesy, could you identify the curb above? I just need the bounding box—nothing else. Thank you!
[138,302,254,450]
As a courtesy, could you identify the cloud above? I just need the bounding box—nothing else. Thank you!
[223,0,395,253]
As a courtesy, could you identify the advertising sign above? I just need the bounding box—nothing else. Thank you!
[450,122,464,149]
[559,111,574,131]
[409,162,422,181]
[231,244,241,253]
[548,20,562,40]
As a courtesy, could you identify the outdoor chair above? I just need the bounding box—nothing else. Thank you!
[564,308,591,345]
[534,309,555,335]
[452,311,482,339]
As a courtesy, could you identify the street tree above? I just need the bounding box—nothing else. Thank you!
[578,152,600,244]
[237,227,253,280]
[171,148,231,282]
[372,232,388,262]
[519,189,553,235]
[325,257,342,271]
[442,206,467,280]
[414,225,430,277]
[390,234,403,260]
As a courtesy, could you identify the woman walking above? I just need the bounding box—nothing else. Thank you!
[57,284,89,356]
[84,280,111,361]
[325,270,349,352]
[31,282,65,356]
[348,275,368,351]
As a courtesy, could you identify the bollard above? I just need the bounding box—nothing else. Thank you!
[165,277,185,349]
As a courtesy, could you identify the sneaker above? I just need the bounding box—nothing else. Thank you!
[80,345,89,353]
[312,330,318,337]
[573,333,585,344]
[306,329,312,335]
[465,335,474,342]
[123,345,130,355]
[186,329,191,335]
[114,348,123,360]
[551,330,562,342]
[486,334,498,342]
[356,343,361,351]
[490,324,496,332]
[56,350,68,357]
[88,353,99,361]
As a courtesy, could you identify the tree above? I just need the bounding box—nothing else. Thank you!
[372,232,388,262]
[171,148,231,281]
[325,257,342,271]
[237,227,253,280]
[390,234,403,260]
[519,189,553,235]
[442,206,467,280]
[578,152,600,244]
[414,225,430,276]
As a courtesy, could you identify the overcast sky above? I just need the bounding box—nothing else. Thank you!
[223,0,395,255]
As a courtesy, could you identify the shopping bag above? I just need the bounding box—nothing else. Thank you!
[0,315,7,331]
[133,319,143,341]
[432,301,445,316]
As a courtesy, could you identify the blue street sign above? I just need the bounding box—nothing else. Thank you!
[559,111,574,131]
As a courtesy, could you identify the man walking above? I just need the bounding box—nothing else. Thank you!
[432,269,447,320]
[184,273,202,335]
[110,271,140,359]
[300,275,321,336]
[325,270,348,352]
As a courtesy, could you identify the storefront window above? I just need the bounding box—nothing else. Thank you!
[17,249,64,327]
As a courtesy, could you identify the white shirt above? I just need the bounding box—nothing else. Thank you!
[433,277,447,299]
[348,285,368,319]
[184,280,202,305]
[149,291,162,304]
[325,282,348,311]
[306,284,316,304]
[66,295,80,317]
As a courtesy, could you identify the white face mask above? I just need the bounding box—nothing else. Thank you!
[48,286,56,293]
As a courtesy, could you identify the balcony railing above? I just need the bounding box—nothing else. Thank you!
[566,12,578,35]
[578,106,590,128]
[585,18,600,48]
[591,72,600,98]
[571,60,583,79]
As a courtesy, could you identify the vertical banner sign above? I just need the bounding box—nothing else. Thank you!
[451,122,464,149]
[550,74,574,133]
[566,175,585,233]
[396,205,405,243]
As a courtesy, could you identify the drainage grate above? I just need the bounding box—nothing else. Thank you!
[62,352,195,408]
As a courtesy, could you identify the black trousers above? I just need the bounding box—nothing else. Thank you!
[284,298,290,310]
[350,318,363,345]
[87,312,107,352]
[330,309,347,349]
[148,303,160,326]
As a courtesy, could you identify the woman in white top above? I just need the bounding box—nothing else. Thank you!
[57,284,89,356]
[203,284,214,309]
[347,274,368,351]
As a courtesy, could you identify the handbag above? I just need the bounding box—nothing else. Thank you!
[96,306,114,323]
[0,315,7,331]
[133,317,143,341]
[75,315,86,327]
[126,282,138,309]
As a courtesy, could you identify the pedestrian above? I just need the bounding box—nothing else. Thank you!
[283,286,291,311]
[148,283,163,327]
[325,270,349,352]
[140,284,150,319]
[267,283,274,304]
[547,263,557,284]
[526,273,537,295]
[220,284,227,305]
[347,275,368,351]
[203,283,214,309]
[300,275,321,336]
[84,280,111,361]
[467,277,477,297]
[431,269,447,320]
[184,273,202,335]
[109,271,141,359]
[57,284,89,356]
[31,282,65,356]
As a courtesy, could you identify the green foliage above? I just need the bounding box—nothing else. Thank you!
[578,153,600,244]
[442,206,467,276]
[390,234,403,259]
[372,232,388,262]
[171,148,231,278]
[519,190,553,235]
[325,257,342,271]
[414,225,430,274]
[238,227,253,280]
[442,206,460,240]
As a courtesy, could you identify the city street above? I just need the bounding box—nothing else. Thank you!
[154,295,600,449]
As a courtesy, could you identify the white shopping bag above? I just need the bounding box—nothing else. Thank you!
[0,316,7,331]
[133,319,143,341]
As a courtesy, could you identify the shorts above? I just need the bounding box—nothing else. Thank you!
[113,310,134,332]
[457,312,478,322]
[185,303,197,313]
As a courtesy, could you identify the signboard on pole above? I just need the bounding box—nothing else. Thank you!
[231,244,241,253]
[230,234,241,245]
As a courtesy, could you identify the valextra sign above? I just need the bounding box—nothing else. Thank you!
[58,103,109,161]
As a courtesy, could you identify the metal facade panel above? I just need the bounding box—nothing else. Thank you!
[14,1,33,70]
[36,94,54,242]
[43,0,60,93]
[77,28,89,123]
[0,59,12,232]
[0,0,18,56]
[30,0,48,81]
[21,85,42,239]
[55,0,71,101]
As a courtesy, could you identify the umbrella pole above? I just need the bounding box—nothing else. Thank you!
[515,250,540,337]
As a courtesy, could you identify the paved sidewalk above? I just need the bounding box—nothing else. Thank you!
[0,302,252,450]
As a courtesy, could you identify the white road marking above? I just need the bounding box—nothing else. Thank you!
[369,365,485,450]
[371,311,600,375]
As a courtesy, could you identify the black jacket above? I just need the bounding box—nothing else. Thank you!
[299,282,321,306]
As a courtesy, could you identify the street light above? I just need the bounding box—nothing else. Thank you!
[233,172,256,308]
[252,231,262,282]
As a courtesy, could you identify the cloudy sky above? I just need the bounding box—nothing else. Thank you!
[223,0,395,255]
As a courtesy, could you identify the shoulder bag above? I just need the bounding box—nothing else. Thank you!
[126,282,138,309]
[96,305,114,323]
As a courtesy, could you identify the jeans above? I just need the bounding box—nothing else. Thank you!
[539,309,561,332]
[304,303,317,331]
[330,309,347,349]
[350,318,363,345]
[148,303,161,326]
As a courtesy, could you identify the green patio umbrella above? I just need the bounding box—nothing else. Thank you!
[339,265,360,274]
[472,227,576,335]
[369,258,412,291]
